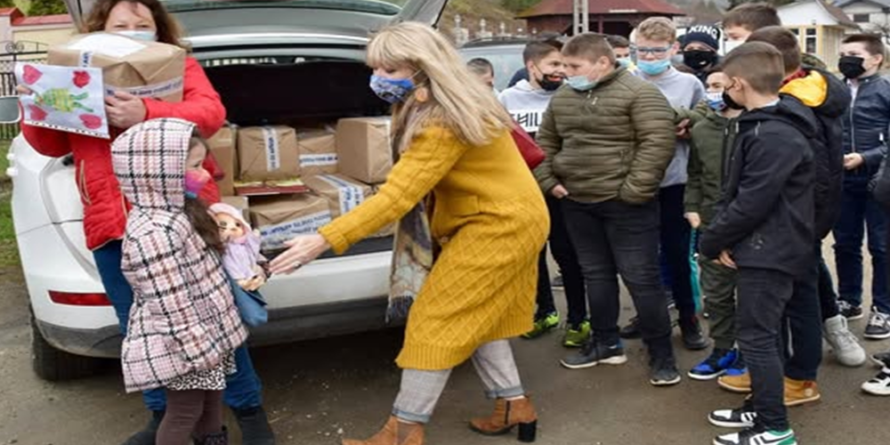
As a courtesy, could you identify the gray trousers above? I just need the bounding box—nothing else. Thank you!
[392,340,524,423]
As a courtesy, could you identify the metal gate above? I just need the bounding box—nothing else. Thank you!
[0,41,47,140]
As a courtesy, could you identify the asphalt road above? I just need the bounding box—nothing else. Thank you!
[1,249,890,445]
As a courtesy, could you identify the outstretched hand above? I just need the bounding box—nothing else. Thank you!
[268,234,331,275]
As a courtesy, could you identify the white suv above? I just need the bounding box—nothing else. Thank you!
[7,0,447,381]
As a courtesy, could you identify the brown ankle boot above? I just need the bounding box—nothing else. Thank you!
[342,416,424,445]
[469,397,538,442]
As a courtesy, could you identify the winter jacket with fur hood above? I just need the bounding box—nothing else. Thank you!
[112,118,247,393]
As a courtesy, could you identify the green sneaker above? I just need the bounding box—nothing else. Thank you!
[563,321,592,348]
[522,312,560,339]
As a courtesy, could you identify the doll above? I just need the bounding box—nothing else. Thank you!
[209,203,267,291]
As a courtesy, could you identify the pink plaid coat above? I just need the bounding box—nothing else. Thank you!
[112,118,248,393]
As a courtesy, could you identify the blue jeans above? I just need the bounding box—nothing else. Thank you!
[832,179,890,313]
[93,240,263,412]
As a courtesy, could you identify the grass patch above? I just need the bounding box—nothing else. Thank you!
[0,139,20,268]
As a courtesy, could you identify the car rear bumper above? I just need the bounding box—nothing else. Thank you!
[37,296,394,359]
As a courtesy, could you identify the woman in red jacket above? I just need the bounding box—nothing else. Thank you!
[18,1,275,444]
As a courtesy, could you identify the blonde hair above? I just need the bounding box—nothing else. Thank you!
[367,22,513,148]
[637,17,677,43]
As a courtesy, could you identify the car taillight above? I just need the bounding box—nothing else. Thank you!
[48,291,111,306]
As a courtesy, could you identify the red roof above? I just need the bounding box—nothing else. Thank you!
[0,7,21,17]
[12,13,73,26]
[519,0,684,18]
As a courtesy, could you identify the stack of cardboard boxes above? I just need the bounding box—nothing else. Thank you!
[207,117,394,252]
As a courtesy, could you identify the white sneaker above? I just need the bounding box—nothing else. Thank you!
[823,314,867,367]
[713,427,797,445]
[862,368,890,396]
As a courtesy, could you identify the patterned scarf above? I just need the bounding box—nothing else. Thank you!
[386,110,436,324]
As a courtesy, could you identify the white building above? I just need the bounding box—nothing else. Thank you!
[777,0,861,69]
[834,0,890,34]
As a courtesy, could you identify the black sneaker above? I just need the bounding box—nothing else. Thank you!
[233,406,276,445]
[679,316,710,351]
[839,300,865,320]
[708,399,756,428]
[649,356,682,386]
[865,307,890,340]
[620,317,642,339]
[560,338,627,370]
[872,351,890,368]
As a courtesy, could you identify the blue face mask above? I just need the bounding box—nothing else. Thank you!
[116,30,157,42]
[638,58,672,76]
[567,75,597,91]
[370,75,415,104]
[706,91,726,111]
[617,58,631,69]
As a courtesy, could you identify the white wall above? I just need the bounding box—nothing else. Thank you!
[778,1,841,26]
[839,2,890,29]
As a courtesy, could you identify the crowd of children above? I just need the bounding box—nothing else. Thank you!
[484,2,890,444]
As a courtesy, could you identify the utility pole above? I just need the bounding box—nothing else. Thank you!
[573,0,589,35]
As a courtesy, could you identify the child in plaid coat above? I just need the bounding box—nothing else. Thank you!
[112,118,248,445]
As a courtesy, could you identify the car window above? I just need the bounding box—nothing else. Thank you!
[459,46,526,92]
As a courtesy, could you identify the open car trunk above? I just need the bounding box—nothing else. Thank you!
[204,59,394,259]
[204,60,389,125]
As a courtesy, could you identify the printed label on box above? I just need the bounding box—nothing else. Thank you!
[258,211,332,250]
[318,175,365,215]
[262,126,280,172]
[300,153,339,167]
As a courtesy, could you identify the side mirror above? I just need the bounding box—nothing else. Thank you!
[0,96,21,124]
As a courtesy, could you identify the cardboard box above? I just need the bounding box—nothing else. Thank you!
[302,174,372,218]
[249,194,331,251]
[298,129,338,176]
[336,117,393,184]
[208,126,237,196]
[48,32,186,102]
[220,195,249,221]
[237,126,300,182]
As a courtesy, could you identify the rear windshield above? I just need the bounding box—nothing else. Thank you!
[163,0,401,15]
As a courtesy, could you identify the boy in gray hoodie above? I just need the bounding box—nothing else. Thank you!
[498,41,591,348]
[625,17,708,351]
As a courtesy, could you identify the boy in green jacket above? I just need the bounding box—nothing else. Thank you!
[681,68,745,381]
[535,33,681,386]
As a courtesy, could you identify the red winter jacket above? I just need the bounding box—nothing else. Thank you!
[21,57,227,251]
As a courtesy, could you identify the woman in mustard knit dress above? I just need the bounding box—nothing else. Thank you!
[269,23,549,445]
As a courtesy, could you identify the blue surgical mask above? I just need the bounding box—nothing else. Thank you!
[567,75,597,91]
[116,30,158,42]
[637,59,672,76]
[370,74,415,104]
[706,91,726,111]
[617,58,632,69]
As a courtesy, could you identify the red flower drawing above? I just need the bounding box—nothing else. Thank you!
[80,114,103,130]
[27,105,47,121]
[73,71,91,88]
[22,65,42,85]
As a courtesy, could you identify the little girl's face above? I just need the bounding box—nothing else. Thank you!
[184,142,211,197]
[186,142,208,175]
[216,213,245,241]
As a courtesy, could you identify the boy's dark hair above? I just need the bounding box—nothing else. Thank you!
[722,2,781,31]
[523,41,561,64]
[747,26,801,75]
[466,57,494,76]
[843,33,886,64]
[563,33,615,64]
[606,34,630,49]
[184,134,225,255]
[722,41,785,95]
